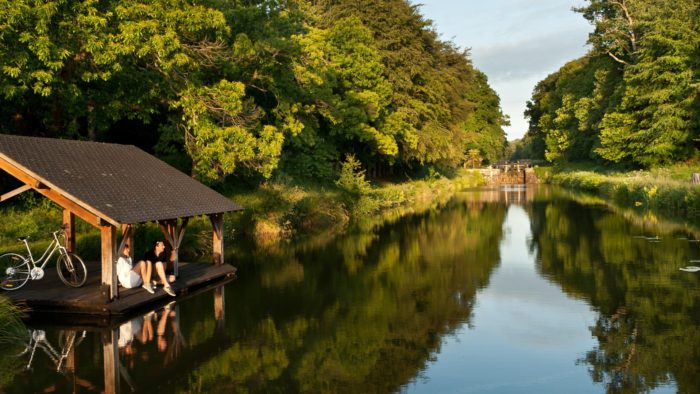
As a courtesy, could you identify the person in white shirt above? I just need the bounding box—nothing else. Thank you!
[116,244,155,294]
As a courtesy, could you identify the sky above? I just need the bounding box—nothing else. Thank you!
[414,0,592,140]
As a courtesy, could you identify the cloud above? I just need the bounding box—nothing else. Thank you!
[473,27,590,82]
[413,0,592,140]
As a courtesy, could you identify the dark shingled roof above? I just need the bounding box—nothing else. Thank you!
[0,134,242,224]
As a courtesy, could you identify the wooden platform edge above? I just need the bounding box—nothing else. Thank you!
[11,263,237,320]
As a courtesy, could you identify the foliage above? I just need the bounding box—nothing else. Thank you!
[0,297,24,391]
[0,297,23,344]
[0,0,507,184]
[176,194,507,392]
[545,164,700,219]
[335,154,371,196]
[522,0,700,168]
[528,193,700,393]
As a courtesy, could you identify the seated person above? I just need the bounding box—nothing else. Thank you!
[116,244,154,294]
[139,240,176,297]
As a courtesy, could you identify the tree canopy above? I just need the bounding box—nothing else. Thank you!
[521,0,700,168]
[0,0,507,183]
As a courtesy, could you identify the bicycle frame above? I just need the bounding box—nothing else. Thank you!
[21,231,67,270]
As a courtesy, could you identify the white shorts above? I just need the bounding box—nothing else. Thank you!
[119,271,142,289]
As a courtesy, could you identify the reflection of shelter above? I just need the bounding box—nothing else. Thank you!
[18,284,228,394]
[104,287,226,394]
[0,135,241,312]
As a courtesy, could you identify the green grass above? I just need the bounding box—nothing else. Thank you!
[0,296,24,389]
[543,162,700,220]
[0,170,485,253]
[223,169,486,243]
[0,296,23,344]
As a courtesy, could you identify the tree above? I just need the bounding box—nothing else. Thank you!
[525,0,700,167]
[596,1,700,166]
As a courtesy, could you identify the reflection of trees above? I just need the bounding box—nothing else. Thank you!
[528,195,700,394]
[179,199,506,392]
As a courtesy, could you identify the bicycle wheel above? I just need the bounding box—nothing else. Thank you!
[0,253,30,290]
[56,252,87,287]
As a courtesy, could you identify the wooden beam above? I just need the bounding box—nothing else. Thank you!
[158,220,176,249]
[62,210,75,253]
[101,225,118,301]
[102,328,120,394]
[0,154,119,227]
[118,224,133,257]
[209,213,224,266]
[0,184,31,202]
[177,217,189,247]
[121,224,134,259]
[158,218,189,277]
[174,217,189,277]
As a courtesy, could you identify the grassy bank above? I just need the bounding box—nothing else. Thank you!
[0,296,24,389]
[224,169,486,244]
[0,296,23,344]
[538,163,700,220]
[0,170,485,257]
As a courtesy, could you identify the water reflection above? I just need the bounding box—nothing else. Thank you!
[527,190,699,393]
[1,186,699,393]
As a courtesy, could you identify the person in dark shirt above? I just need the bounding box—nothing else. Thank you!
[138,240,176,297]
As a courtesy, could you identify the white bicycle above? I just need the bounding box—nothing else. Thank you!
[0,226,87,290]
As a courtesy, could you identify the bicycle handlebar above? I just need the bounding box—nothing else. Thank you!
[17,228,65,242]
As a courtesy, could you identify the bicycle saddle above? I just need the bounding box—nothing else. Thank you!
[17,236,29,241]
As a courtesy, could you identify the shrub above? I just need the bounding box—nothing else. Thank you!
[335,154,371,196]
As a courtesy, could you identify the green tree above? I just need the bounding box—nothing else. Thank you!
[596,1,700,166]
[308,0,506,171]
[525,0,700,167]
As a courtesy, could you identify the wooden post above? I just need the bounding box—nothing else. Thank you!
[119,224,133,259]
[62,209,75,253]
[101,225,118,301]
[102,328,120,394]
[158,218,188,277]
[209,214,224,266]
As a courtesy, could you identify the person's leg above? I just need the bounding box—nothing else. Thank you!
[144,261,152,283]
[156,310,169,352]
[154,262,169,284]
[155,262,176,296]
[133,261,146,283]
[139,317,153,343]
[135,260,155,293]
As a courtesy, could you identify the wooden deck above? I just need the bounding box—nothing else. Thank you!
[4,260,236,318]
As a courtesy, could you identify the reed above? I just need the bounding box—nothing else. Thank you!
[0,296,24,344]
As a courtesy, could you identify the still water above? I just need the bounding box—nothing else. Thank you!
[2,186,699,393]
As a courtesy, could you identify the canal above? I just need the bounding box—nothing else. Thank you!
[1,186,698,393]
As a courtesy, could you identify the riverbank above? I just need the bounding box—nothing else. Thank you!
[225,169,486,244]
[536,163,700,220]
[0,296,25,387]
[0,297,23,343]
[0,170,486,258]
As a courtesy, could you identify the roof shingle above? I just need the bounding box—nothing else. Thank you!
[0,134,242,224]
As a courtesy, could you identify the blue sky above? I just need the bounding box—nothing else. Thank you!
[414,0,592,140]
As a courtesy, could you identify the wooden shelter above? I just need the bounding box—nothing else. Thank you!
[0,134,242,302]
